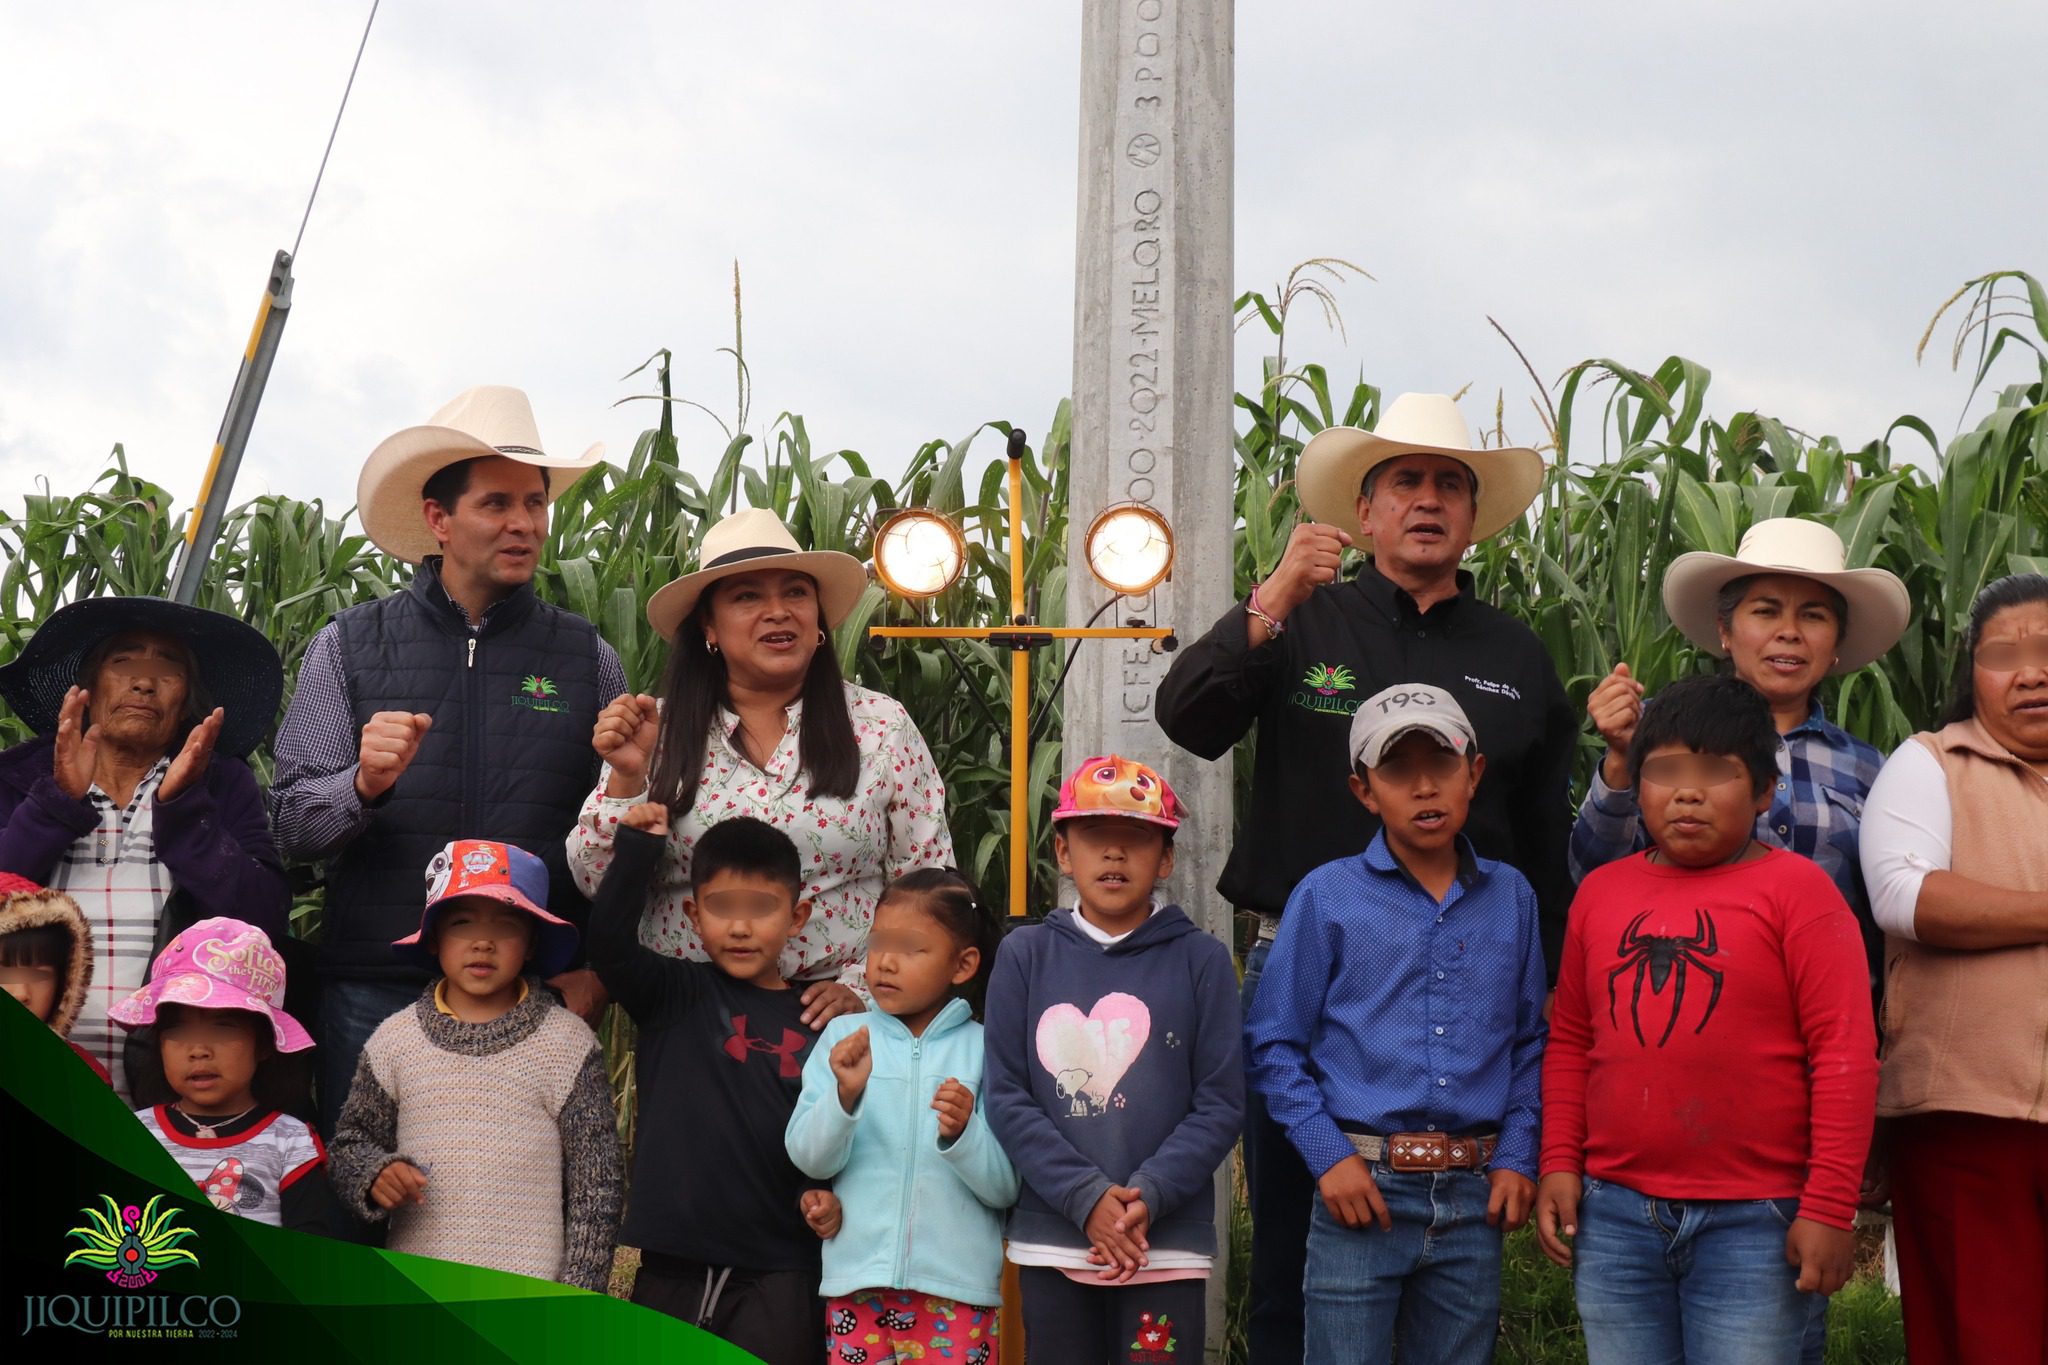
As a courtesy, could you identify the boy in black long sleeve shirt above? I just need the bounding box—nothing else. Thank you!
[586,805,834,1365]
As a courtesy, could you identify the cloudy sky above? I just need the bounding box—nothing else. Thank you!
[3,1,2042,522]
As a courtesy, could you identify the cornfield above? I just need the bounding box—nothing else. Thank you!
[8,266,2036,1361]
[8,270,2031,1365]
[5,267,2045,911]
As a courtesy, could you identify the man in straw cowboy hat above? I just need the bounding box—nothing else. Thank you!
[270,386,627,1136]
[1157,392,1574,1365]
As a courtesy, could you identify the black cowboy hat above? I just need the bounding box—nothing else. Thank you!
[0,597,284,759]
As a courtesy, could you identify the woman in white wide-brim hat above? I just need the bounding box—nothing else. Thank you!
[565,507,954,1024]
[1569,515,1911,954]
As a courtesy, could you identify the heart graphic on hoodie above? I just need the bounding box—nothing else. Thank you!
[1036,993,1150,1117]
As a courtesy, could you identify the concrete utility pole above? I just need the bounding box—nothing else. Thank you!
[1065,1,1235,1357]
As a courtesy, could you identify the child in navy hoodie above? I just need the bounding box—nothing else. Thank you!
[984,755,1244,1363]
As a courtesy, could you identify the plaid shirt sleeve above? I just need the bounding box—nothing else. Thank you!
[594,639,627,706]
[1568,765,1648,884]
[269,624,377,863]
[1785,721,1884,918]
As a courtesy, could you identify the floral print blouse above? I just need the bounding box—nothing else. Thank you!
[566,683,954,988]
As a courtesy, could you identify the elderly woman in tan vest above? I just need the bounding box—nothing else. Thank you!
[1859,572,2048,1363]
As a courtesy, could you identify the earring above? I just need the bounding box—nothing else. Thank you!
[817,629,828,647]
[706,640,720,656]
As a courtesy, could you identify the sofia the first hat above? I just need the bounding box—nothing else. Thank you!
[108,918,313,1053]
[1051,754,1181,830]
[393,839,578,977]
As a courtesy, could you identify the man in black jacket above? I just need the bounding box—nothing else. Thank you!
[271,386,625,1135]
[1156,392,1574,1365]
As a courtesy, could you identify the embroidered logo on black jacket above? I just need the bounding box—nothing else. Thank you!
[1289,662,1363,716]
[1608,909,1724,1046]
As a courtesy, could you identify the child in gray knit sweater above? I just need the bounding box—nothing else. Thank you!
[329,839,622,1290]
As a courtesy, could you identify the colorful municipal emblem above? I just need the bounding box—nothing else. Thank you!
[511,673,567,713]
[1303,662,1356,696]
[63,1195,199,1289]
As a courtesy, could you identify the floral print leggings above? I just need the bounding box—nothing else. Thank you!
[825,1290,998,1364]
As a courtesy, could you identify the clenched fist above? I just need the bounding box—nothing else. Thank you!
[799,1188,843,1240]
[622,801,671,837]
[1587,663,1646,790]
[594,693,661,797]
[1257,521,1356,629]
[830,1025,872,1114]
[931,1077,975,1141]
[356,711,433,802]
[370,1159,429,1211]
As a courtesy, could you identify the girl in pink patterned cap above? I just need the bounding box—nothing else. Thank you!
[982,754,1245,1364]
[110,917,343,1235]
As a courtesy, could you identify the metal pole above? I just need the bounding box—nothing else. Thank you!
[169,250,294,604]
[1002,430,1030,1365]
[1006,430,1030,923]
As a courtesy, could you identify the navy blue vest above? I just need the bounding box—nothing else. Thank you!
[322,560,602,979]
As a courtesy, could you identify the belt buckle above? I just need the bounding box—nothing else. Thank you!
[1387,1132,1449,1172]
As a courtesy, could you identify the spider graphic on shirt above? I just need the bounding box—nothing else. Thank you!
[1607,909,1724,1047]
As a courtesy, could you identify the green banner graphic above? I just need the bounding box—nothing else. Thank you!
[1,999,758,1362]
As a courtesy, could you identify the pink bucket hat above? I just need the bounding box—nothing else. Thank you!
[109,918,313,1053]
[392,839,578,977]
[1052,754,1181,830]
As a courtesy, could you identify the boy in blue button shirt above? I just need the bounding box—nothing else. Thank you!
[1245,683,1547,1365]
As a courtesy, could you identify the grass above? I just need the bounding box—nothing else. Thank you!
[606,1174,1902,1363]
[1232,1176,1903,1364]
[1497,1227,1903,1364]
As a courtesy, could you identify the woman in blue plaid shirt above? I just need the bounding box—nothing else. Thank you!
[1568,518,1909,968]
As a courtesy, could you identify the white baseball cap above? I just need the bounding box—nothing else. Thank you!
[1348,684,1478,769]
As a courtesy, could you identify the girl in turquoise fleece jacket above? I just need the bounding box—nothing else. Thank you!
[786,870,1018,1365]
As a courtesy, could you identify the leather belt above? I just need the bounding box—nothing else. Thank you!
[1255,911,1282,945]
[1345,1130,1498,1172]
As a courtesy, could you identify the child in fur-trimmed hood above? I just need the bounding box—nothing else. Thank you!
[0,871,109,1083]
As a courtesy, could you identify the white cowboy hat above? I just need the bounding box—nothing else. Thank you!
[1662,517,1910,675]
[357,385,604,563]
[645,507,869,640]
[1296,393,1546,546]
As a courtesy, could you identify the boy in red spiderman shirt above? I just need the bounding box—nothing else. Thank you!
[1535,675,1876,1363]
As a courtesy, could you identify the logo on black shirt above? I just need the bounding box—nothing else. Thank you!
[1290,662,1362,717]
[722,1014,807,1078]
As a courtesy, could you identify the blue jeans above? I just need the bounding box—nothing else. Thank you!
[317,976,421,1138]
[1574,1177,1812,1365]
[1242,939,1315,1364]
[1303,1166,1503,1365]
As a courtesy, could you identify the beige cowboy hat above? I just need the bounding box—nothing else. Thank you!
[1662,517,1910,675]
[645,507,869,641]
[358,385,604,562]
[1296,392,1546,545]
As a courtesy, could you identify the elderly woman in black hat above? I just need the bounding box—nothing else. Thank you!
[0,597,289,1098]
